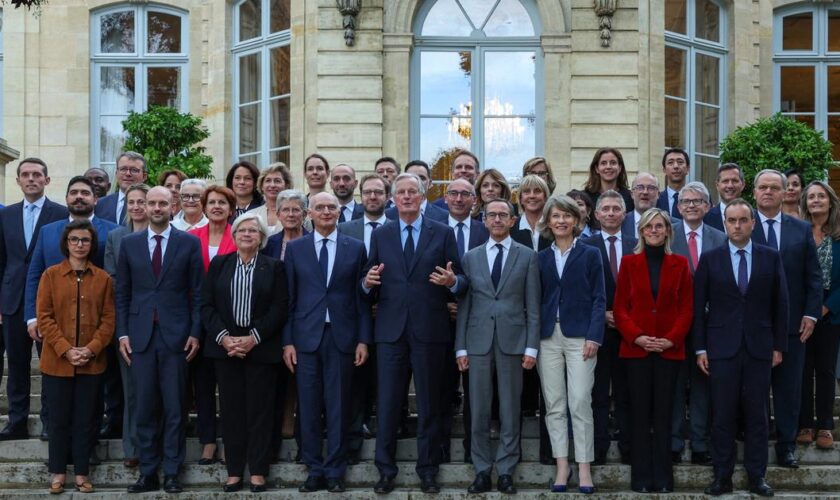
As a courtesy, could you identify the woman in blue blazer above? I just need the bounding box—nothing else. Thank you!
[537,195,606,494]
[798,181,840,449]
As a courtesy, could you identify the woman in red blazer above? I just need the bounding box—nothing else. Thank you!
[614,208,693,494]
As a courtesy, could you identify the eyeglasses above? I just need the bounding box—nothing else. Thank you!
[117,167,142,175]
[485,212,511,220]
[446,190,475,199]
[235,227,261,234]
[311,205,339,213]
[678,198,706,207]
[362,189,386,197]
[67,237,92,246]
[180,194,201,202]
[633,184,659,193]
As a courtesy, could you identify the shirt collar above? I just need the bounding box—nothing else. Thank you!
[69,214,95,223]
[24,196,46,210]
[420,199,428,213]
[518,216,537,232]
[58,259,93,277]
[552,238,577,256]
[685,222,703,237]
[148,225,172,241]
[449,215,471,229]
[601,230,621,243]
[365,214,387,225]
[237,254,259,269]
[486,236,512,252]
[667,186,680,198]
[729,240,752,256]
[757,210,782,225]
[399,216,423,232]
[316,229,338,244]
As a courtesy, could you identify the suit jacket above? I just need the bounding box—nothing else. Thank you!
[0,199,68,315]
[693,243,789,360]
[751,212,822,335]
[656,190,683,219]
[510,216,552,252]
[262,229,310,261]
[581,233,637,311]
[385,201,449,224]
[95,192,120,223]
[116,228,204,353]
[671,221,727,274]
[620,213,638,238]
[614,251,694,360]
[455,241,540,355]
[364,217,467,343]
[188,224,237,272]
[538,243,606,343]
[283,232,372,353]
[25,216,120,322]
[703,204,725,232]
[201,252,288,363]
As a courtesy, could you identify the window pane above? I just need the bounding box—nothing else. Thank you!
[239,53,260,103]
[100,10,135,53]
[483,0,534,36]
[270,45,290,97]
[695,53,720,105]
[147,11,181,53]
[483,117,535,179]
[780,66,815,113]
[828,116,840,160]
[100,116,128,164]
[270,0,290,33]
[420,117,471,168]
[239,152,261,165]
[695,0,720,42]
[239,103,261,154]
[665,46,687,98]
[461,0,497,29]
[100,67,135,112]
[422,0,471,36]
[665,0,686,34]
[239,0,261,42]
[270,97,290,148]
[695,155,719,201]
[420,51,472,115]
[484,51,534,115]
[782,12,812,51]
[270,148,290,166]
[830,10,840,52]
[829,66,840,112]
[147,67,181,108]
[665,98,686,149]
[789,114,815,128]
[695,104,719,155]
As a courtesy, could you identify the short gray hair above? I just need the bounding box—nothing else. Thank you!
[596,189,627,211]
[276,189,308,212]
[678,181,710,204]
[231,212,269,250]
[632,172,659,188]
[180,178,207,192]
[754,169,788,190]
[539,194,582,240]
[393,172,426,196]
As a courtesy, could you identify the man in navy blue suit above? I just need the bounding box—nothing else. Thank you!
[750,169,821,469]
[655,148,689,220]
[94,151,148,224]
[283,192,372,493]
[703,163,745,232]
[694,199,789,497]
[582,189,635,466]
[622,172,660,238]
[385,160,449,223]
[363,173,467,494]
[0,158,68,440]
[432,149,480,210]
[116,187,203,494]
[331,164,365,223]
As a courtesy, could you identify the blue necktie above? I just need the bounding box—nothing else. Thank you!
[671,192,681,219]
[23,204,36,249]
[339,207,348,223]
[737,249,748,295]
[404,226,415,265]
[765,219,778,250]
[456,222,466,260]
[491,243,504,289]
[319,239,329,282]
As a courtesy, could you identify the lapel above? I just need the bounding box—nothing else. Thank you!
[220,253,237,311]
[305,233,328,288]
[779,214,794,254]
[28,200,54,254]
[472,245,493,292]
[494,242,520,294]
[752,210,769,246]
[135,230,156,282]
[633,254,656,306]
[331,233,351,289]
[251,254,269,310]
[156,229,178,286]
[408,218,433,276]
[593,236,616,287]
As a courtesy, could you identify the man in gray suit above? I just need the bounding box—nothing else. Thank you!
[670,181,727,466]
[455,199,540,495]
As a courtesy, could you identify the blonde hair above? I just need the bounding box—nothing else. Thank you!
[634,208,673,254]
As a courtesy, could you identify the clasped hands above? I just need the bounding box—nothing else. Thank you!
[634,335,673,353]
[64,347,93,367]
[221,335,257,359]
[283,343,369,374]
[364,262,457,289]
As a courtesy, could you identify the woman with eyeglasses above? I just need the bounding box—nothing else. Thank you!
[38,220,115,494]
[522,157,557,194]
[583,148,634,214]
[247,163,294,236]
[171,179,209,232]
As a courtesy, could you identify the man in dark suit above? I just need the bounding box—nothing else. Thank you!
[331,164,365,223]
[622,172,660,238]
[669,182,727,466]
[374,157,400,210]
[432,149,480,210]
[694,199,789,497]
[95,151,148,224]
[385,160,449,223]
[283,192,372,493]
[363,172,467,494]
[703,163,745,232]
[116,187,203,494]
[750,169,822,469]
[582,189,635,466]
[655,148,689,220]
[0,158,68,440]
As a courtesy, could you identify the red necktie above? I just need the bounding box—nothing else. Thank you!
[152,235,163,277]
[688,231,699,270]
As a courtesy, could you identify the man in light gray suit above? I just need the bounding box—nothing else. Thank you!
[670,181,727,466]
[455,199,540,495]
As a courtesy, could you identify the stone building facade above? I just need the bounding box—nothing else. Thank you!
[0,0,836,202]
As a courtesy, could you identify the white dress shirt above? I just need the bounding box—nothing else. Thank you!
[518,216,540,250]
[147,225,172,260]
[314,229,338,322]
[633,210,642,238]
[757,211,782,250]
[363,214,387,254]
[340,200,357,222]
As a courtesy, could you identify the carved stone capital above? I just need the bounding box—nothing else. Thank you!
[336,0,362,47]
[593,0,618,48]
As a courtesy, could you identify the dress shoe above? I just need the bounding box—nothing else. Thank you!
[250,482,267,493]
[749,477,774,497]
[362,423,375,439]
[467,472,491,494]
[98,421,122,439]
[631,486,651,493]
[671,450,682,464]
[777,450,799,468]
[123,458,139,468]
[299,475,327,492]
[549,470,574,492]
[704,477,733,496]
[327,477,346,493]
[163,475,183,493]
[579,485,596,494]
[797,428,815,444]
[0,424,27,441]
[198,455,218,465]
[420,476,440,494]
[497,474,516,494]
[816,429,834,449]
[222,480,243,492]
[127,475,160,493]
[373,475,395,494]
[691,450,712,465]
[655,486,674,493]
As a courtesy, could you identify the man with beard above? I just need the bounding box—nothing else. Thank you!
[23,176,119,445]
[84,168,112,199]
[622,173,661,238]
[331,164,363,223]
[374,157,400,210]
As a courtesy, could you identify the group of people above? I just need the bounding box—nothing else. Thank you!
[0,146,835,497]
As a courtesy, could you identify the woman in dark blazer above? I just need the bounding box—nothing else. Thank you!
[201,212,288,492]
[614,208,693,493]
[798,181,840,449]
[537,195,606,494]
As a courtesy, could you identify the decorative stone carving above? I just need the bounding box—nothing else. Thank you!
[594,0,618,47]
[336,0,362,47]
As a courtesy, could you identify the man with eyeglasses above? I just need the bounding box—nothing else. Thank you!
[656,148,690,220]
[622,173,661,238]
[668,182,726,467]
[95,151,148,225]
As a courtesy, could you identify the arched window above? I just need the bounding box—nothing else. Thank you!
[774,4,840,161]
[664,0,727,190]
[412,0,542,182]
[91,4,189,174]
[232,0,291,167]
